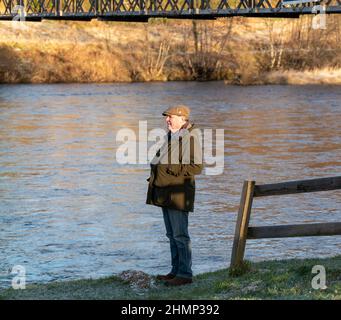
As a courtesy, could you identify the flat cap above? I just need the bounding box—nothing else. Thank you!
[162,105,190,119]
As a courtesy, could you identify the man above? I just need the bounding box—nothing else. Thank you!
[146,105,203,286]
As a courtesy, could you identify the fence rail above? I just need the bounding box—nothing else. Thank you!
[230,176,341,269]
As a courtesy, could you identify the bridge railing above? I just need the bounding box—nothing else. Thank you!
[230,176,341,269]
[1,0,340,17]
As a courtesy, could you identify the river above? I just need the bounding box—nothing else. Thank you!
[0,82,340,288]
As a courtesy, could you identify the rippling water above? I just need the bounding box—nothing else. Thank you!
[0,82,340,288]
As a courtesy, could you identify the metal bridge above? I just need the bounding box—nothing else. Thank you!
[0,0,340,21]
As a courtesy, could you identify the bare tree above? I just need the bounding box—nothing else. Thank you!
[187,20,233,80]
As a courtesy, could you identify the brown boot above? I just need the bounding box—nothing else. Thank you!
[164,276,192,286]
[156,273,176,281]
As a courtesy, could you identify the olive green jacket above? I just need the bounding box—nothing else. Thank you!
[146,123,203,212]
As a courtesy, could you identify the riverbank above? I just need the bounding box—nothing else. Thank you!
[263,68,341,85]
[1,255,341,300]
[1,16,341,85]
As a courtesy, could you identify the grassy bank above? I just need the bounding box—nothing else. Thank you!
[1,255,341,300]
[1,15,341,85]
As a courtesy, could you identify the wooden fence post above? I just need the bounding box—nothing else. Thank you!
[230,180,255,269]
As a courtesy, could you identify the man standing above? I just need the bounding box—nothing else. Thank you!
[146,105,203,286]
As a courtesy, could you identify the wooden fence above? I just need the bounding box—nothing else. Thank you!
[230,176,341,269]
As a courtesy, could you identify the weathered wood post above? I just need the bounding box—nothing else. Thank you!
[230,180,255,269]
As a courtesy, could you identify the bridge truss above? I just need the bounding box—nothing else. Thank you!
[0,0,340,21]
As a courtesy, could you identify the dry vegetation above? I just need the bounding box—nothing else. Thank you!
[0,15,341,84]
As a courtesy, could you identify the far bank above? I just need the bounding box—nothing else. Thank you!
[1,16,341,85]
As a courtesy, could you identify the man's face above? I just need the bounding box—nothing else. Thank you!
[165,115,186,133]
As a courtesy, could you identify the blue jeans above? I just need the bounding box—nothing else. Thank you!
[162,207,192,279]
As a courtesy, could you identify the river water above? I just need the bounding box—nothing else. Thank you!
[0,82,340,288]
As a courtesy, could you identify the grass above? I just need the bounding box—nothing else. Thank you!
[1,255,341,300]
